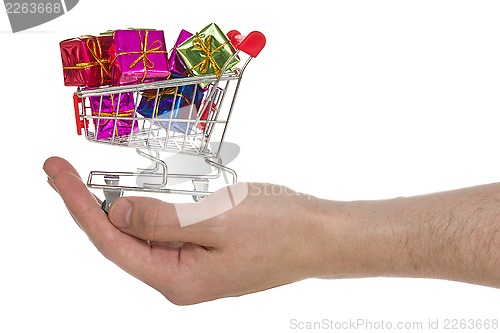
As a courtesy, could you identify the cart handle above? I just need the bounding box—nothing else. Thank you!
[227,30,266,58]
[73,92,85,135]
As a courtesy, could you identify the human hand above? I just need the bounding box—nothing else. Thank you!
[43,156,328,305]
[45,156,500,304]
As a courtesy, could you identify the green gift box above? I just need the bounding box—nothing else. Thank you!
[177,23,239,86]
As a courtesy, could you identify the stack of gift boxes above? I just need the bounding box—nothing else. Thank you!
[60,23,239,139]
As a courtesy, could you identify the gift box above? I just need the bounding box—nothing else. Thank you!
[60,35,113,87]
[156,98,214,133]
[137,85,204,133]
[110,29,170,85]
[156,86,222,134]
[177,23,239,83]
[137,84,203,117]
[89,92,138,139]
[168,29,193,77]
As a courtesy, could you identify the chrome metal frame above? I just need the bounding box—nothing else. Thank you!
[74,50,252,209]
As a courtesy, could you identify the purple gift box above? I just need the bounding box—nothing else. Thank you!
[110,29,170,85]
[168,29,193,77]
[89,92,138,139]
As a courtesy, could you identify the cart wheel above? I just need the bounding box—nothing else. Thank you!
[102,200,110,213]
[192,178,209,202]
[102,175,123,213]
[192,195,206,202]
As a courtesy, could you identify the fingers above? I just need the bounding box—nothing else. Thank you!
[108,197,223,246]
[43,157,165,285]
[43,156,81,180]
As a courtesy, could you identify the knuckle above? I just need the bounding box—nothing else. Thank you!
[132,203,164,240]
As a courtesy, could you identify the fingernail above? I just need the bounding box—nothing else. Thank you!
[109,198,132,228]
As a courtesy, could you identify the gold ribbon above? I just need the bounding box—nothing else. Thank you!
[189,33,229,77]
[63,36,111,85]
[93,94,135,137]
[142,88,190,103]
[95,109,135,137]
[142,87,176,101]
[112,30,168,83]
[141,88,191,117]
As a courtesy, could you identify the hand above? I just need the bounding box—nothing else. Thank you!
[44,157,500,305]
[43,156,327,305]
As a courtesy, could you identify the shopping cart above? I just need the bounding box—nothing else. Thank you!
[72,30,266,211]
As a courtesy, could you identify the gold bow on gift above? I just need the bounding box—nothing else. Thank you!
[95,108,135,137]
[141,88,191,117]
[63,36,111,85]
[189,33,229,77]
[112,30,168,83]
[94,94,136,137]
[142,87,176,101]
[142,88,190,103]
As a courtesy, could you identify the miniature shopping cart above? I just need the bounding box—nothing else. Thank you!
[72,30,266,211]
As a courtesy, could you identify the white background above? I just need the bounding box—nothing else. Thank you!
[1,0,500,332]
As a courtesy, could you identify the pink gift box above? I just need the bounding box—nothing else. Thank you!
[168,29,193,77]
[110,29,170,85]
[89,92,138,139]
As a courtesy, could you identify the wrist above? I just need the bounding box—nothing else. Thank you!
[306,197,430,280]
[294,183,500,287]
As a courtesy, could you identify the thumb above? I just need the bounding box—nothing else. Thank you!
[108,196,222,246]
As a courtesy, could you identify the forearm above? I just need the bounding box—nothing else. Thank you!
[310,183,500,287]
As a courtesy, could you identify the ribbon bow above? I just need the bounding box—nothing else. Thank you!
[85,37,111,85]
[93,93,136,137]
[95,108,136,138]
[189,33,229,77]
[142,87,177,101]
[142,88,192,117]
[63,36,111,85]
[113,30,168,83]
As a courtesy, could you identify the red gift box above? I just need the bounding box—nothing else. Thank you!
[60,35,113,87]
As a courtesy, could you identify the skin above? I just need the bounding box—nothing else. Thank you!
[44,156,500,305]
